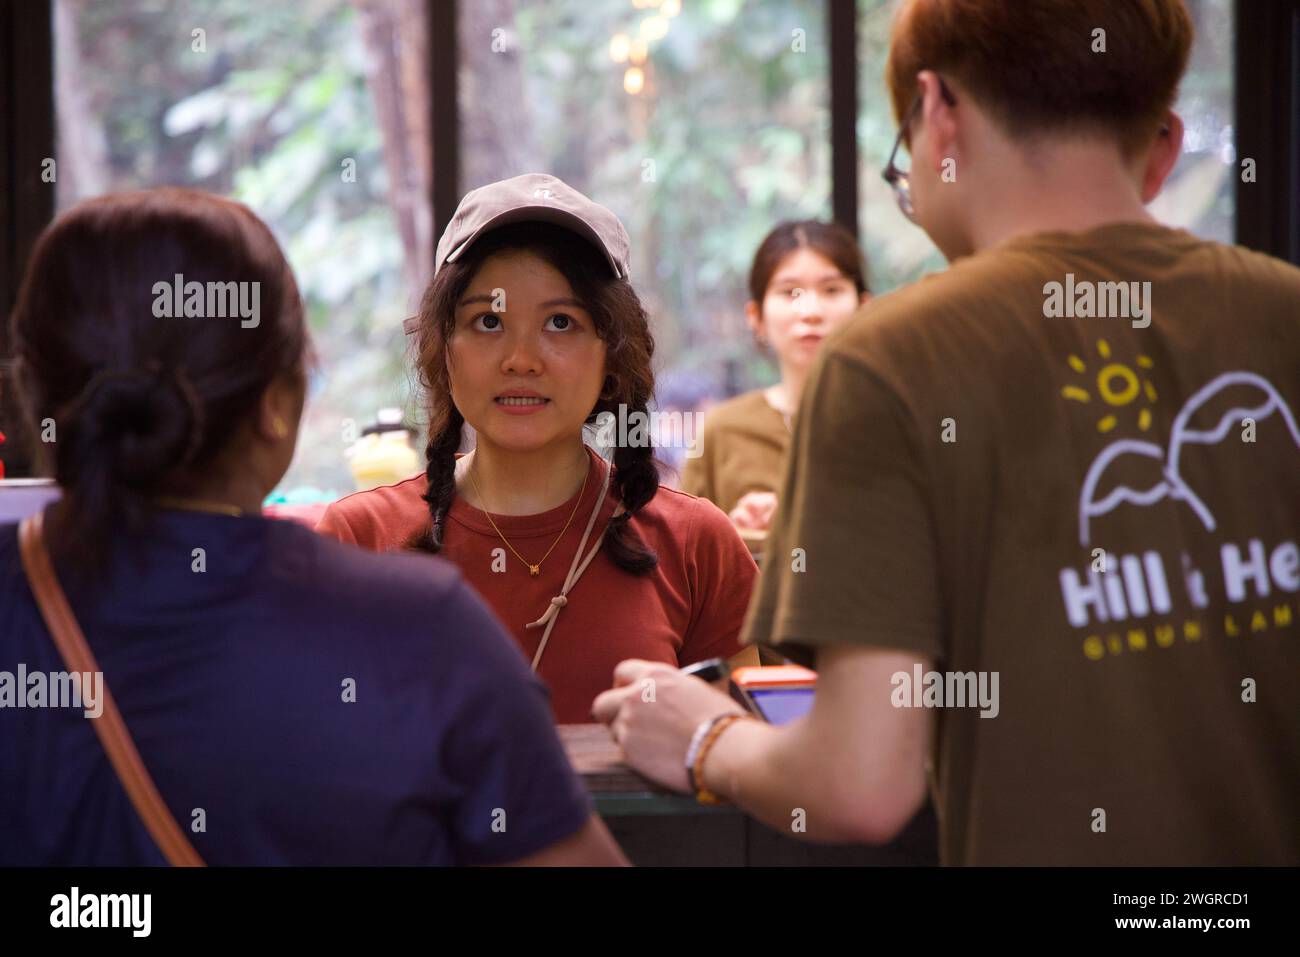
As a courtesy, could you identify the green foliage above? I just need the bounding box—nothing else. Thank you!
[67,0,407,495]
[63,0,1236,496]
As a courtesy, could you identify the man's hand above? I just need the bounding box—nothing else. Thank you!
[594,648,933,844]
[728,491,778,532]
[591,659,745,793]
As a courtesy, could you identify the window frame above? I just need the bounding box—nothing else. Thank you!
[1,0,1295,481]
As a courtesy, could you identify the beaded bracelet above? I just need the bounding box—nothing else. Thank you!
[685,712,751,805]
[683,717,718,794]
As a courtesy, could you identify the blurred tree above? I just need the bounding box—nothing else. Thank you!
[36,0,1234,493]
[460,0,540,186]
[352,0,434,296]
[54,0,422,495]
[463,0,832,398]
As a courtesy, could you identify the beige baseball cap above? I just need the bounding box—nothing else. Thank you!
[435,173,631,280]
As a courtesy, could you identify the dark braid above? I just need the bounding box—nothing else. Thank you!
[410,404,464,553]
[602,440,660,574]
[592,378,659,575]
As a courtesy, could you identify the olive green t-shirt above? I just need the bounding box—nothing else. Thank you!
[743,221,1300,865]
[680,389,790,518]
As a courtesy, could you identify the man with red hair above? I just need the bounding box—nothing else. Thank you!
[597,0,1299,865]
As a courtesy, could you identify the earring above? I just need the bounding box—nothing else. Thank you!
[271,415,289,440]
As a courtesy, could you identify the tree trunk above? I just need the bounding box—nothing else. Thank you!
[353,0,435,296]
[53,0,111,206]
[458,0,537,187]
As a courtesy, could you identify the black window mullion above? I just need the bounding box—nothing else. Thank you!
[429,0,460,263]
[1234,0,1300,264]
[829,0,859,242]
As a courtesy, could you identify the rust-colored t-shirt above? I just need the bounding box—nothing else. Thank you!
[745,222,1300,865]
[317,444,757,722]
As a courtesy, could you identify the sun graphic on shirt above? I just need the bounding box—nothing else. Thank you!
[1061,339,1158,433]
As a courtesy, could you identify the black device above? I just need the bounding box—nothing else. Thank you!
[679,657,731,684]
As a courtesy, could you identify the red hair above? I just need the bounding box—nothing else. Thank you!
[887,0,1194,158]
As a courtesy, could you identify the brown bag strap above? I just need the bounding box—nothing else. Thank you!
[18,511,205,867]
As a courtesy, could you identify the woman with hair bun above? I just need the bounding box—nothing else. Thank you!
[317,174,760,723]
[0,187,623,866]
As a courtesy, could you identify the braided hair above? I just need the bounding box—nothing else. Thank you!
[409,221,658,576]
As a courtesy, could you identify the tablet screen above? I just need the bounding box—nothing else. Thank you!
[748,687,814,725]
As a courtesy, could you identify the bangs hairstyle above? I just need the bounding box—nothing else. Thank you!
[748,219,870,305]
[409,220,659,576]
[886,0,1194,159]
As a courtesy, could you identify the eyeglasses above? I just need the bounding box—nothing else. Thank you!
[881,78,958,222]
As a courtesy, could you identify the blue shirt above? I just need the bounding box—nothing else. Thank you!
[0,506,592,865]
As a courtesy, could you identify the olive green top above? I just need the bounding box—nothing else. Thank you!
[680,388,791,518]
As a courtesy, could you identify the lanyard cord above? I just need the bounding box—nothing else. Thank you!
[525,454,624,672]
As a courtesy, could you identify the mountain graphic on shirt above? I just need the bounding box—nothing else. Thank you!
[1077,370,1300,546]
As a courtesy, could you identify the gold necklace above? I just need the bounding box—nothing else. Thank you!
[465,457,590,577]
[154,495,246,517]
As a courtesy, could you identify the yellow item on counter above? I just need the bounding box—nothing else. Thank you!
[348,410,420,491]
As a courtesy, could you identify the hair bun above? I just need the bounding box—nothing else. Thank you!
[63,364,204,488]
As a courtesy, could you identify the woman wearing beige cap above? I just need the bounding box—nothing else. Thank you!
[318,174,760,723]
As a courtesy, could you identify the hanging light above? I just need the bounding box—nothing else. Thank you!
[624,66,645,95]
[609,33,631,62]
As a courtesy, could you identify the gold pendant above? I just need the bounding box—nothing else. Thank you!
[529,564,540,577]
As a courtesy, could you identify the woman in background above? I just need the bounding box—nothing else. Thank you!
[317,174,760,723]
[681,221,870,545]
[0,188,623,866]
